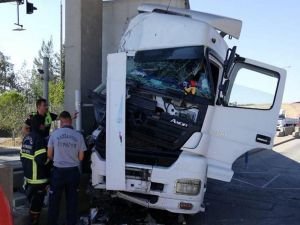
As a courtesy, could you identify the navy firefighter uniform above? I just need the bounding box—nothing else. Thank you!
[20,120,50,225]
[25,112,57,139]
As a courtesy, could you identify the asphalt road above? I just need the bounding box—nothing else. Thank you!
[3,138,300,225]
[189,139,300,225]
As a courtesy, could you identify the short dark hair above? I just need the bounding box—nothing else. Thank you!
[31,115,44,132]
[59,111,72,119]
[36,98,47,108]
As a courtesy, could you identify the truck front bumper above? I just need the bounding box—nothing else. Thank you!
[91,150,207,214]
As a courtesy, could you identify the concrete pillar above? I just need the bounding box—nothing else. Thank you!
[64,0,102,134]
[0,164,13,207]
[102,0,189,81]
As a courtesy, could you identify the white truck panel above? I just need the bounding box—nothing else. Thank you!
[120,12,228,60]
[105,53,127,190]
[205,58,286,181]
[138,3,242,39]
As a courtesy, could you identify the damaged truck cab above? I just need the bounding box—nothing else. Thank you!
[90,4,286,214]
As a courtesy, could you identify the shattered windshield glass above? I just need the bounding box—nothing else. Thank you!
[126,46,212,99]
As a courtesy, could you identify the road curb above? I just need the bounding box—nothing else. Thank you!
[273,137,296,147]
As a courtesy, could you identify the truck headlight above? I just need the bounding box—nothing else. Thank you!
[176,179,201,195]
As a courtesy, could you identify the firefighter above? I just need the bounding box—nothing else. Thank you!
[20,117,50,225]
[24,98,78,140]
[47,111,87,225]
[24,98,58,140]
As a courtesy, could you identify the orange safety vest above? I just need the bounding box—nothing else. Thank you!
[0,186,13,225]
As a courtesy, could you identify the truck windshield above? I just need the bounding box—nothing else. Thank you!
[127,46,213,100]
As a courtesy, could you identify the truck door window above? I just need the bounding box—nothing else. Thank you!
[227,66,279,110]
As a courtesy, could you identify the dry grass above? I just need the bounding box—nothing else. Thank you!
[0,138,22,148]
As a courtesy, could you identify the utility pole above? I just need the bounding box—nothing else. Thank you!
[60,0,63,78]
[42,57,50,102]
[13,0,25,30]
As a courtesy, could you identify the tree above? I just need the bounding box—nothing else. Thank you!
[0,51,19,92]
[30,37,65,111]
[16,62,35,103]
[29,69,43,100]
[49,79,64,113]
[0,91,27,139]
[33,37,61,78]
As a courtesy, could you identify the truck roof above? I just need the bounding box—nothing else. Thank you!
[120,12,229,59]
[138,3,242,39]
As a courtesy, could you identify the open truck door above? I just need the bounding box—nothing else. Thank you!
[105,53,127,190]
[206,54,286,182]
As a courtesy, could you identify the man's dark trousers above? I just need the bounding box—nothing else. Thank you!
[48,167,80,225]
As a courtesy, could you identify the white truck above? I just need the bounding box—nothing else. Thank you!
[89,3,286,218]
[277,109,299,129]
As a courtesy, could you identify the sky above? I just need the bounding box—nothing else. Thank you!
[0,0,62,69]
[0,0,299,103]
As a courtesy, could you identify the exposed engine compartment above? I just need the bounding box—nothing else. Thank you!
[91,87,208,167]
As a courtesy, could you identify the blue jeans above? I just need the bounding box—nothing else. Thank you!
[48,167,80,225]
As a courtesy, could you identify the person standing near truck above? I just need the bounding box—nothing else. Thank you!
[20,118,50,225]
[47,111,87,225]
[24,98,58,139]
[24,98,78,140]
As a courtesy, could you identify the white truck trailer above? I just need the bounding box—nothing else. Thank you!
[277,109,299,129]
[89,3,286,217]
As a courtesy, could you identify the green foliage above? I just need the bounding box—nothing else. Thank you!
[0,51,19,92]
[49,78,64,112]
[30,70,43,99]
[0,91,27,136]
[33,37,61,78]
[0,37,65,137]
[29,37,65,108]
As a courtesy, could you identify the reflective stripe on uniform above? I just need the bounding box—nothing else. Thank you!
[31,112,53,126]
[32,149,46,181]
[21,153,34,160]
[32,160,37,180]
[34,148,46,156]
[25,178,48,184]
[21,148,47,183]
[45,112,52,126]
